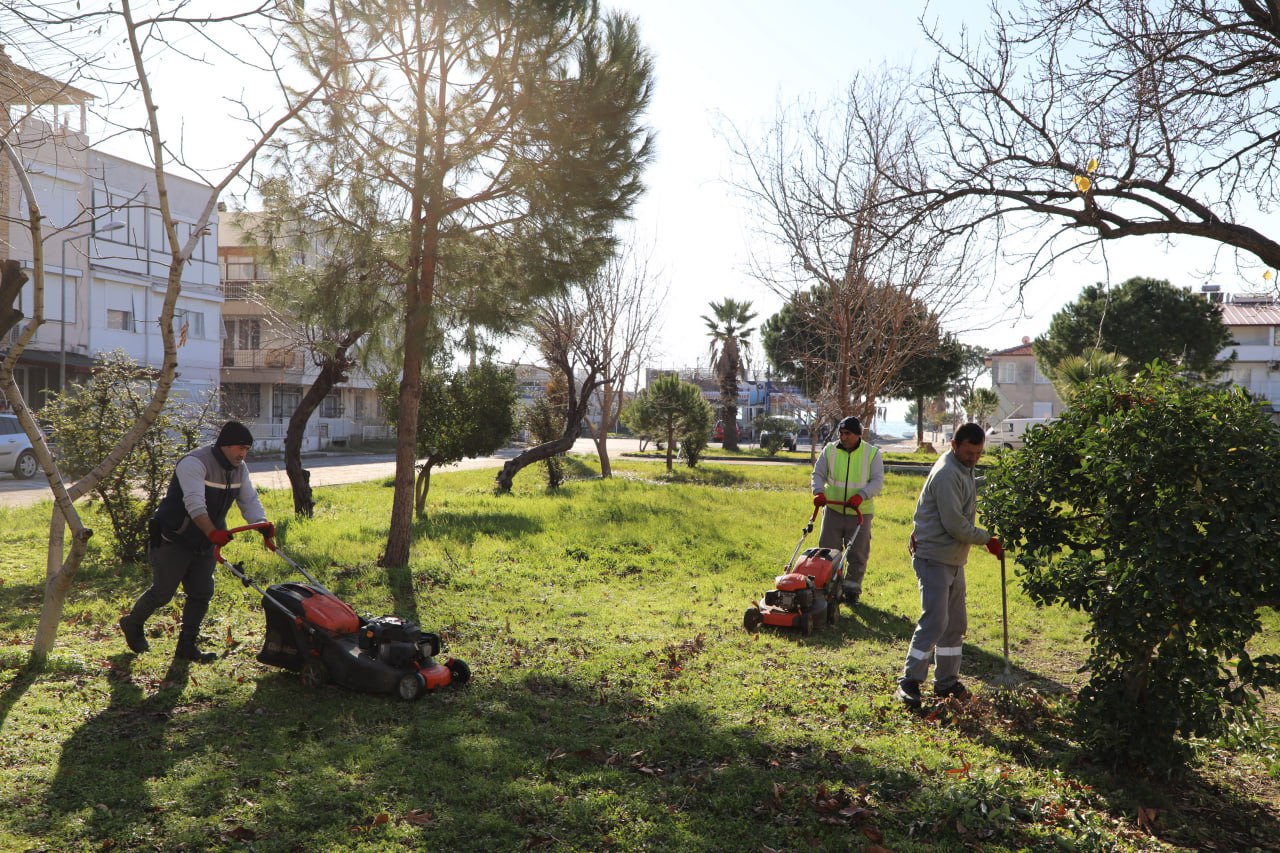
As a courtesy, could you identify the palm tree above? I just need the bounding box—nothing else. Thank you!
[702,298,757,451]
[1051,348,1129,403]
[964,388,1000,428]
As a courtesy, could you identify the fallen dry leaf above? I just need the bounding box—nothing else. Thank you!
[945,752,971,778]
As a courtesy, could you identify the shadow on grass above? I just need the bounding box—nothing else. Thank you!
[31,645,1280,852]
[654,466,750,487]
[414,509,544,546]
[0,666,35,730]
[47,653,191,844]
[0,580,41,635]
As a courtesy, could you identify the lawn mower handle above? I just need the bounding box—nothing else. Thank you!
[214,522,333,596]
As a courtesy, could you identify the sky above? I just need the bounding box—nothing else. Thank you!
[574,0,1276,376]
[77,0,1277,397]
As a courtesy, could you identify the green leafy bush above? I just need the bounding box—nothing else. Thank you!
[983,365,1280,774]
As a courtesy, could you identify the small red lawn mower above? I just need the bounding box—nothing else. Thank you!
[216,522,470,700]
[743,502,863,637]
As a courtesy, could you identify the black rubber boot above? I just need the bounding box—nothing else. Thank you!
[175,643,216,664]
[176,597,214,663]
[119,615,150,654]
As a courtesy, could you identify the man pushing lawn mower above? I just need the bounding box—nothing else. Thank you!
[118,421,274,664]
[896,422,1003,709]
[811,415,883,605]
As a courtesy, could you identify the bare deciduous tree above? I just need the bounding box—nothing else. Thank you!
[726,70,978,426]
[915,0,1280,291]
[582,239,666,478]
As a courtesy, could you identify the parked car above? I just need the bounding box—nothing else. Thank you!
[985,416,1053,451]
[713,421,741,442]
[758,430,797,452]
[0,413,38,479]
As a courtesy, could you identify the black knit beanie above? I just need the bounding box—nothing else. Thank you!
[216,421,254,447]
[837,415,862,435]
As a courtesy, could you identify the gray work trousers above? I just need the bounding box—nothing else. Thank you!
[126,539,216,647]
[818,508,872,593]
[901,556,967,691]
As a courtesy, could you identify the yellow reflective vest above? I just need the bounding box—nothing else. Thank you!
[821,441,878,516]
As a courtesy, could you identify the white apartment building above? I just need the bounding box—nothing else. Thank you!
[2,54,221,410]
[1209,287,1280,410]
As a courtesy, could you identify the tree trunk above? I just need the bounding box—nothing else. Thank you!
[665,424,675,471]
[591,383,615,478]
[496,432,577,490]
[284,338,358,518]
[414,458,436,517]
[496,357,598,491]
[31,506,91,665]
[915,391,926,446]
[588,419,612,478]
[385,310,425,567]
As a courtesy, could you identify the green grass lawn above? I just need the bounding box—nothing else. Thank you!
[0,455,1277,851]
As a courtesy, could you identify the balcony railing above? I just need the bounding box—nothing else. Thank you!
[220,279,269,301]
[222,347,305,371]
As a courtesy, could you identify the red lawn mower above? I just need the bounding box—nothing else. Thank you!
[216,522,470,700]
[742,501,863,636]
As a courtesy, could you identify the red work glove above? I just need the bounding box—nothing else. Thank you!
[813,493,827,507]
[847,494,863,508]
[207,529,233,547]
[258,521,276,542]
[985,536,1003,558]
[909,533,917,556]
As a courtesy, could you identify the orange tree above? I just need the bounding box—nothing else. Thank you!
[983,364,1280,774]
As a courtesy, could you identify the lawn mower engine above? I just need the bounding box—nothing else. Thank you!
[744,546,844,636]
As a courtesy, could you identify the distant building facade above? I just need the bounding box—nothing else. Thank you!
[985,337,1065,423]
[217,213,384,451]
[1208,287,1280,411]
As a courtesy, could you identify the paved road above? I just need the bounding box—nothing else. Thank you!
[0,438,645,508]
[0,436,938,508]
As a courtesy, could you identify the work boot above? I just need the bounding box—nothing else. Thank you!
[934,680,971,701]
[175,643,217,664]
[842,582,860,605]
[119,616,149,654]
[896,679,922,709]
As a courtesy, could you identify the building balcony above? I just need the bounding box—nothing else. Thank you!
[221,346,305,373]
[220,279,270,301]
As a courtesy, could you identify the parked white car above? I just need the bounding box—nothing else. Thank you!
[985,416,1053,451]
[0,414,38,479]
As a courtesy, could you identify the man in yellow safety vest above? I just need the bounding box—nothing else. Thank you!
[810,415,884,605]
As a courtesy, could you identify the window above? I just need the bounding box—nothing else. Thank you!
[174,309,205,340]
[320,391,343,419]
[224,318,260,350]
[997,361,1018,384]
[106,309,134,331]
[1234,326,1268,346]
[222,254,258,280]
[272,385,302,422]
[222,383,261,419]
[1034,365,1050,385]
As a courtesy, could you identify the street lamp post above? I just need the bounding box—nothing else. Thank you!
[59,221,124,392]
